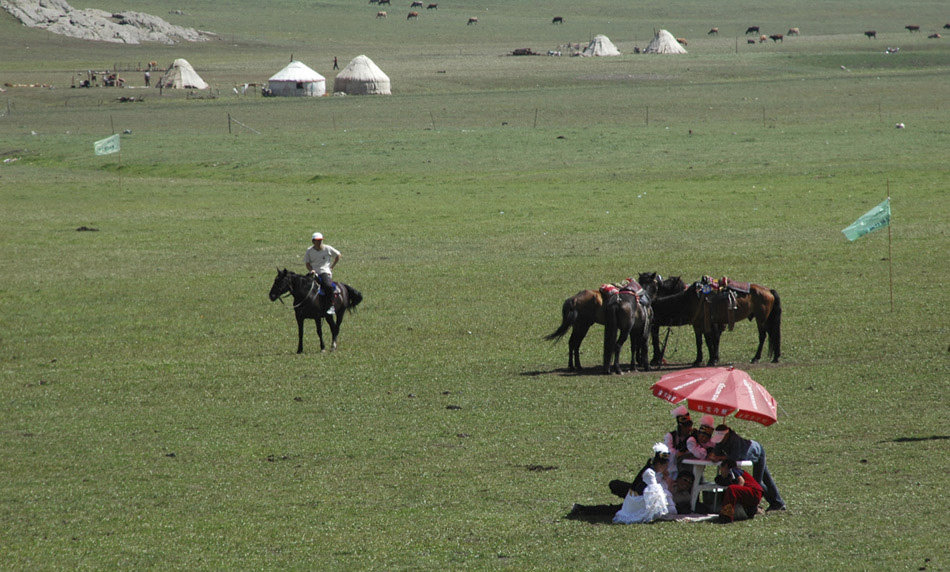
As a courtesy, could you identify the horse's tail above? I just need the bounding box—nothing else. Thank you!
[344,284,363,312]
[766,289,782,360]
[544,297,578,342]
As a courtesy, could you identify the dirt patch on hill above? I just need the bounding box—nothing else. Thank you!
[1,0,214,44]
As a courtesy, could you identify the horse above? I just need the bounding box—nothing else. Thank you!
[602,279,657,374]
[545,288,605,371]
[269,269,362,353]
[649,276,782,367]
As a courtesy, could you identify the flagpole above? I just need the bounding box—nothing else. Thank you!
[886,180,893,311]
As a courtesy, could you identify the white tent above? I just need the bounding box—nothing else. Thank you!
[157,58,209,89]
[644,30,687,54]
[582,35,621,56]
[333,55,391,95]
[268,61,326,97]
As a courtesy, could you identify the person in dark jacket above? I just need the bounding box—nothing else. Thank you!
[708,424,786,512]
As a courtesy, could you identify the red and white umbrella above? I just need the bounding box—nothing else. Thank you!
[651,366,778,426]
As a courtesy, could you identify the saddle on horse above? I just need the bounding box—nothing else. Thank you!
[697,276,748,331]
[601,278,650,307]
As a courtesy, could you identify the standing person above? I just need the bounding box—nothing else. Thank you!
[714,458,763,522]
[708,424,786,512]
[612,443,677,524]
[304,232,341,315]
[664,405,694,478]
[333,56,339,70]
[144,70,150,87]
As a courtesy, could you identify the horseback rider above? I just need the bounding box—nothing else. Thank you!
[304,232,341,315]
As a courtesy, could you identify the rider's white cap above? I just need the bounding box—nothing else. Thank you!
[311,232,323,240]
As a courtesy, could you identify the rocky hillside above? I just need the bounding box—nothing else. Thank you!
[2,0,213,44]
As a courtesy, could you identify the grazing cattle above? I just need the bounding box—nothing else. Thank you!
[944,23,950,30]
[759,34,768,43]
[928,33,942,39]
[865,30,876,39]
[745,26,759,34]
[467,16,477,25]
[410,0,423,6]
[378,0,390,4]
[676,37,688,46]
[147,61,158,70]
[747,38,756,44]
[708,27,719,35]
[906,25,920,33]
[788,27,800,36]
[407,10,418,19]
[769,34,784,42]
[369,0,378,3]
[426,3,437,8]
[376,10,387,18]
[552,16,564,24]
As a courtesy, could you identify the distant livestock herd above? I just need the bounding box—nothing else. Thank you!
[364,1,950,41]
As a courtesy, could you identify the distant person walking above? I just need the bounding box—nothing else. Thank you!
[333,56,339,70]
[144,70,150,87]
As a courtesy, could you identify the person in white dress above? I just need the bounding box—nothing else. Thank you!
[613,443,677,524]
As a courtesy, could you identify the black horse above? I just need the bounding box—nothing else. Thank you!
[639,272,721,368]
[602,277,658,374]
[268,269,362,353]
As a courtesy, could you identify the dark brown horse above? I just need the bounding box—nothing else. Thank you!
[639,273,720,368]
[650,277,781,366]
[269,269,362,353]
[545,288,605,370]
[603,279,657,374]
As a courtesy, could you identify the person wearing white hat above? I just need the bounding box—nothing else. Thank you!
[685,414,716,460]
[304,232,342,315]
[708,424,786,512]
[663,405,694,478]
[612,443,677,524]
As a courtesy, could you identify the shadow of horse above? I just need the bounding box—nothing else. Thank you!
[269,268,362,353]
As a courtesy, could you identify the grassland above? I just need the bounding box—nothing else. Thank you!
[2,0,950,570]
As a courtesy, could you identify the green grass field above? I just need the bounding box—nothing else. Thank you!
[2,0,950,569]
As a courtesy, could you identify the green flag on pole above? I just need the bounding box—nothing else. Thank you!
[842,198,890,241]
[94,134,120,156]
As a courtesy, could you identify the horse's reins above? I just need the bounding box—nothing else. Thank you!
[292,279,317,308]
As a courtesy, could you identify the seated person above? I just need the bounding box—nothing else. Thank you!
[714,459,763,523]
[613,443,677,524]
[685,415,716,460]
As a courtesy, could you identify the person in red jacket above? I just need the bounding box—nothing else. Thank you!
[715,458,763,522]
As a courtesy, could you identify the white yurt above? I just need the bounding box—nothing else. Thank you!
[582,35,621,56]
[333,55,391,95]
[268,61,326,97]
[158,58,209,89]
[644,30,687,54]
